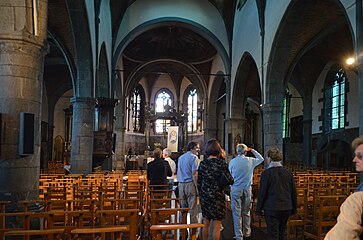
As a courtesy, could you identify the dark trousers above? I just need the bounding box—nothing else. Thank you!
[264,210,291,240]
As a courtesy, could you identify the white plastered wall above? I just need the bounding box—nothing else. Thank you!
[85,0,97,97]
[114,0,229,62]
[53,90,73,145]
[208,55,225,98]
[180,77,192,107]
[231,0,290,98]
[150,75,176,107]
[98,0,113,97]
[346,71,359,128]
[288,83,303,118]
[311,62,359,134]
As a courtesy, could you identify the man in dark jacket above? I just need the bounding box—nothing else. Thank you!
[256,147,297,240]
[147,148,172,186]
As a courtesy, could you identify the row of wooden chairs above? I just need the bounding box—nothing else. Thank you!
[286,188,347,239]
[146,184,203,240]
[1,171,147,239]
[251,169,359,240]
[19,167,357,239]
[0,198,140,240]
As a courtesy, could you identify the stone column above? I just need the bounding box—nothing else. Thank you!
[262,103,283,166]
[203,114,218,143]
[46,99,56,165]
[0,0,47,202]
[354,0,363,182]
[47,124,54,164]
[356,0,363,135]
[224,76,231,158]
[303,96,312,165]
[230,117,245,154]
[113,102,126,170]
[70,97,95,174]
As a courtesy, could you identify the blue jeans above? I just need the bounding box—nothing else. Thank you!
[231,188,252,240]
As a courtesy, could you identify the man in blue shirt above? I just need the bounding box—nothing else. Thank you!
[229,144,264,240]
[177,141,200,227]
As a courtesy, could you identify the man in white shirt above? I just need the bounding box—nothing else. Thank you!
[163,148,176,185]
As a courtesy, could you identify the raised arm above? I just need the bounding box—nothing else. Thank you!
[249,148,264,166]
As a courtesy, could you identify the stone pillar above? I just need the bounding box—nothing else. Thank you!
[203,114,218,143]
[356,0,363,135]
[303,96,312,165]
[262,103,283,166]
[70,97,95,174]
[354,0,363,182]
[230,117,245,154]
[0,0,47,201]
[46,100,56,165]
[113,103,126,170]
[47,124,54,163]
[224,76,231,158]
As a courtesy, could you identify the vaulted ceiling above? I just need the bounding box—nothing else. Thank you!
[46,0,237,98]
[45,0,354,102]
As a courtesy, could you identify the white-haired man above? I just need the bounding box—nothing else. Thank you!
[163,148,176,185]
[229,144,264,240]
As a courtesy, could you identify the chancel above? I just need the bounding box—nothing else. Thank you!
[1,0,363,239]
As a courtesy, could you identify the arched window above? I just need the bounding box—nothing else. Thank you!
[324,69,346,132]
[132,85,145,133]
[282,90,291,138]
[187,88,198,132]
[155,89,173,133]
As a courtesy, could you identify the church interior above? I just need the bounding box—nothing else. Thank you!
[0,0,363,239]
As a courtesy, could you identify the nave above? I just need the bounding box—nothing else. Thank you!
[0,164,358,240]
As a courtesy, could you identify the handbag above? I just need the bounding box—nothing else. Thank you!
[218,167,234,188]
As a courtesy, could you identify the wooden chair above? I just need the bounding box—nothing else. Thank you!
[149,197,181,210]
[288,188,308,239]
[2,211,64,240]
[71,209,139,240]
[149,207,203,240]
[149,187,174,200]
[24,200,95,238]
[150,223,204,240]
[304,195,346,240]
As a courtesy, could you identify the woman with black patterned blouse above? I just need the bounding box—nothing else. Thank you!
[198,139,232,240]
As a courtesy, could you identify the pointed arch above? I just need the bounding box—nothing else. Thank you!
[96,43,110,98]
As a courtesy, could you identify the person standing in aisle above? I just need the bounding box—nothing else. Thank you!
[177,141,200,227]
[147,148,172,187]
[163,148,176,185]
[256,147,297,240]
[198,138,233,240]
[229,143,264,240]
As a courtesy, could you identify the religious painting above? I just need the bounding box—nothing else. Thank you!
[167,126,178,152]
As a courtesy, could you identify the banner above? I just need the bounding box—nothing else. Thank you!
[167,126,179,152]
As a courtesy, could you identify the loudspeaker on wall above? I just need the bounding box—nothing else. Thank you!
[19,112,35,155]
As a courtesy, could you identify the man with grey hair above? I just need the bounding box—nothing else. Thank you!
[229,144,264,240]
[163,148,176,185]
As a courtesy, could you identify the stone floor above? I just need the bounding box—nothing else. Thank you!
[221,208,267,240]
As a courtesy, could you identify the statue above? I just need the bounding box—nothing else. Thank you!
[234,133,242,149]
